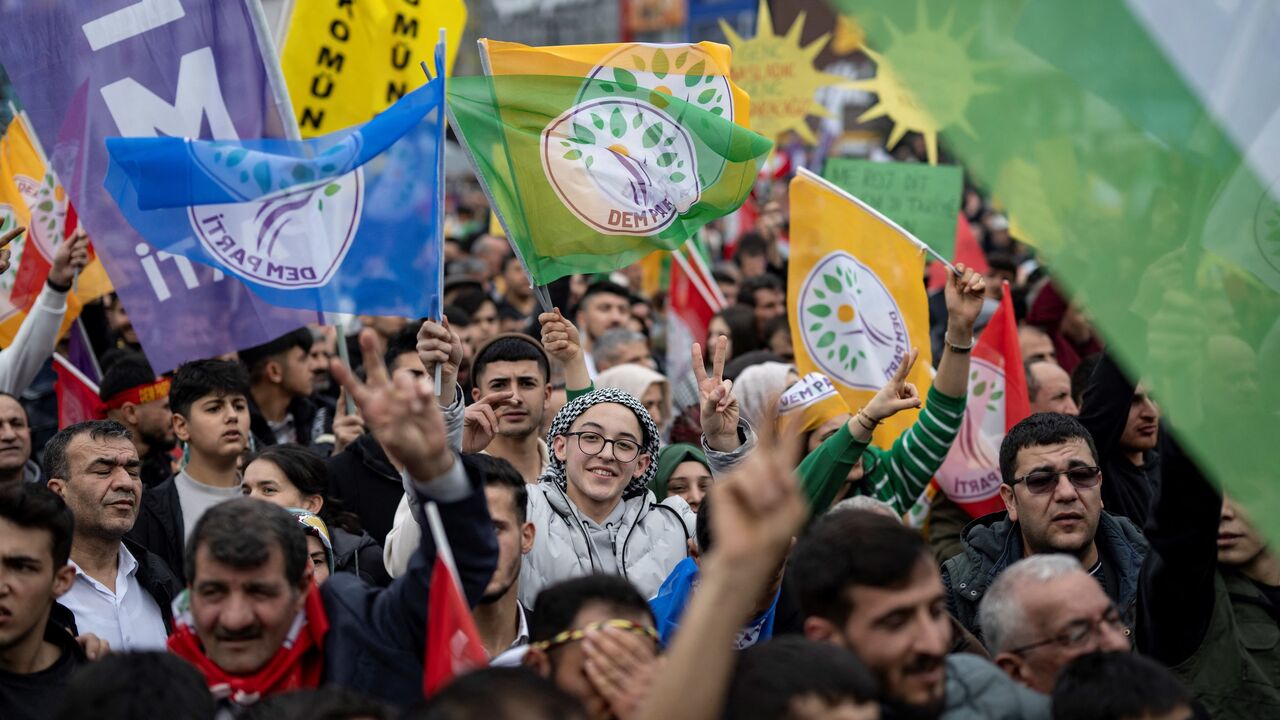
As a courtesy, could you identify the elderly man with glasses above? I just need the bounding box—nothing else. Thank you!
[941,413,1150,646]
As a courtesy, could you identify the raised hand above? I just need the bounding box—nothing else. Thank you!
[330,389,366,456]
[540,307,591,392]
[417,317,463,406]
[583,623,661,719]
[944,262,987,335]
[0,225,22,275]
[331,329,453,481]
[853,349,922,442]
[462,390,514,454]
[691,335,740,451]
[48,228,90,287]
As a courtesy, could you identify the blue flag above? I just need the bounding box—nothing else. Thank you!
[105,48,446,319]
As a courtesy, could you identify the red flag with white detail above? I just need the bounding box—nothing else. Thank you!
[933,283,1029,518]
[422,503,488,696]
[52,352,104,429]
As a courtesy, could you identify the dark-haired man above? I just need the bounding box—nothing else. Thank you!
[1052,652,1195,720]
[0,393,38,485]
[575,281,631,378]
[1026,360,1079,416]
[941,413,1148,645]
[725,637,880,720]
[469,334,553,482]
[471,455,536,662]
[737,274,786,337]
[98,352,174,487]
[239,328,331,452]
[128,359,251,583]
[168,331,497,711]
[523,574,660,720]
[45,420,179,651]
[794,510,1048,719]
[0,482,81,720]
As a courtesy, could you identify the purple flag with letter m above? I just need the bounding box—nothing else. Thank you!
[0,0,316,371]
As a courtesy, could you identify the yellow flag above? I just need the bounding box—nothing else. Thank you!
[0,119,112,348]
[280,0,466,137]
[787,168,932,447]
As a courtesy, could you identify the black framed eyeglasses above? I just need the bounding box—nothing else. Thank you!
[1011,466,1101,495]
[563,431,642,462]
[1008,606,1126,655]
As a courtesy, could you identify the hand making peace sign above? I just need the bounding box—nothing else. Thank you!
[692,335,741,452]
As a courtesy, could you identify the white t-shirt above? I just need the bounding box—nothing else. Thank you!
[174,469,242,542]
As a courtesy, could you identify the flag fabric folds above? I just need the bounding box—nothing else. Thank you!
[0,119,112,347]
[787,168,933,448]
[833,0,1280,539]
[448,40,773,287]
[933,284,1029,518]
[52,353,103,429]
[104,55,446,319]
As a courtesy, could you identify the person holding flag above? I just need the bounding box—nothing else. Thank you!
[166,329,497,711]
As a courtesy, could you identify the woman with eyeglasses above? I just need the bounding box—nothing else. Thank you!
[242,444,391,586]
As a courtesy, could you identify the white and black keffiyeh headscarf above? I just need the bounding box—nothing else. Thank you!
[542,387,662,500]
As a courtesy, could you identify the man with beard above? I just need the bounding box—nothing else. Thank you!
[44,420,179,650]
[99,353,175,488]
[794,510,1048,719]
[471,455,537,663]
[941,413,1149,645]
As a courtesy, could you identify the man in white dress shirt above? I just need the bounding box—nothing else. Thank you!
[45,420,179,650]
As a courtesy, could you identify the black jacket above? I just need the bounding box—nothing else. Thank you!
[1080,352,1162,528]
[331,526,391,587]
[123,536,183,631]
[126,476,186,584]
[0,607,85,720]
[326,433,403,546]
[247,393,331,453]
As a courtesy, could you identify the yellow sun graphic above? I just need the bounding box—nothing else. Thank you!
[849,2,993,165]
[719,0,853,145]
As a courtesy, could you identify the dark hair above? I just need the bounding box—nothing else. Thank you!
[467,453,527,525]
[998,413,1099,485]
[737,274,783,307]
[170,359,251,419]
[0,390,29,423]
[724,637,881,720]
[239,328,314,384]
[1070,353,1102,410]
[453,289,497,319]
[42,420,133,482]
[734,232,769,262]
[791,510,929,626]
[246,444,363,534]
[530,574,655,644]
[443,304,472,328]
[696,493,713,555]
[243,687,393,720]
[471,334,550,387]
[412,667,586,720]
[576,280,630,314]
[55,652,215,720]
[762,314,790,342]
[98,352,160,402]
[185,498,307,587]
[384,324,422,369]
[1051,652,1192,720]
[712,303,761,357]
[985,251,1019,276]
[0,482,74,567]
[497,303,526,323]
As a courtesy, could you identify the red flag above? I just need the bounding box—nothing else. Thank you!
[932,283,1029,518]
[422,503,488,696]
[667,245,724,409]
[928,214,989,291]
[52,352,104,428]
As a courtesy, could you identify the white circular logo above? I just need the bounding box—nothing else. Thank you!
[798,250,910,390]
[541,98,699,236]
[187,171,363,289]
[935,357,1006,502]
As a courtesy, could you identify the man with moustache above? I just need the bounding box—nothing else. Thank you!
[44,421,179,650]
[941,413,1149,645]
[99,353,176,488]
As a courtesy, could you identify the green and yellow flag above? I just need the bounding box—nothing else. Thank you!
[447,40,773,286]
[280,0,466,136]
[834,0,1280,538]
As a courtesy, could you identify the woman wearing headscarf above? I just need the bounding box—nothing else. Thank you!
[595,363,672,438]
[733,361,798,430]
[649,444,713,514]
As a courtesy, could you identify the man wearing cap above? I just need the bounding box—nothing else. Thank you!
[98,352,175,488]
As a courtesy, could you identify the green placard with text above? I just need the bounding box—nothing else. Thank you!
[822,158,963,257]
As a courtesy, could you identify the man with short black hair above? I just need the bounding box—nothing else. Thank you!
[941,413,1148,645]
[469,334,553,482]
[0,482,81,720]
[1051,652,1195,720]
[45,420,179,651]
[737,274,786,336]
[416,666,587,720]
[98,353,174,487]
[168,330,497,710]
[725,637,881,720]
[127,359,251,583]
[471,455,536,662]
[794,510,1048,719]
[523,574,660,720]
[575,281,631,377]
[53,651,215,720]
[239,328,331,452]
[0,392,38,486]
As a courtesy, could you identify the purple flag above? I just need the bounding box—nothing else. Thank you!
[0,0,316,371]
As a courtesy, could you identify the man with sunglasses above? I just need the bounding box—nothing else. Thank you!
[978,554,1131,692]
[941,413,1149,645]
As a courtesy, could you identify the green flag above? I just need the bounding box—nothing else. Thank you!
[823,158,963,256]
[447,40,772,287]
[832,0,1279,536]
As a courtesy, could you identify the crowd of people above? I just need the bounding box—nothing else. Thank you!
[0,173,1274,720]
